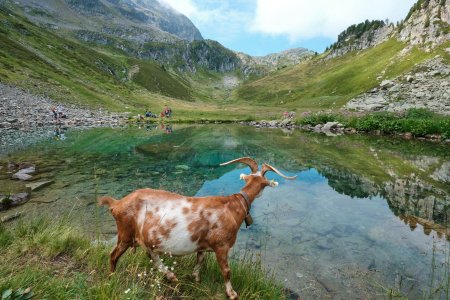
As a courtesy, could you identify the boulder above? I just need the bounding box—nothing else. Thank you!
[280,119,292,127]
[380,80,395,89]
[322,122,339,131]
[389,85,401,93]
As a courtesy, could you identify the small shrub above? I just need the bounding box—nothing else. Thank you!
[405,108,434,119]
[300,113,339,125]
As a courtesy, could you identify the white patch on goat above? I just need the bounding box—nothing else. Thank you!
[139,197,199,256]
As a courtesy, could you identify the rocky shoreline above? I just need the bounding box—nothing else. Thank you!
[240,119,449,142]
[0,83,128,151]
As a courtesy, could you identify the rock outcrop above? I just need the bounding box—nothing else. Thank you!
[327,0,450,58]
[399,0,450,49]
[327,21,394,59]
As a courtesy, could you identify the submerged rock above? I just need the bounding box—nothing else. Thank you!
[0,192,30,211]
[175,165,190,170]
[12,172,32,181]
[25,180,54,191]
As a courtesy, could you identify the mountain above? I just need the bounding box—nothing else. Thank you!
[235,0,450,115]
[236,48,315,75]
[4,0,203,42]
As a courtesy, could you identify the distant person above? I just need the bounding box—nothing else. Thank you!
[145,110,156,118]
[57,104,64,118]
[163,105,172,118]
[51,107,57,120]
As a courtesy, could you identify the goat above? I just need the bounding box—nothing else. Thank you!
[98,157,296,299]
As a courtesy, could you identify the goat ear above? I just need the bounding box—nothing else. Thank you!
[269,179,279,187]
[240,173,248,180]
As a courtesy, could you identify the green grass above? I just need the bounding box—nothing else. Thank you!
[299,108,450,138]
[0,219,287,299]
[234,39,443,111]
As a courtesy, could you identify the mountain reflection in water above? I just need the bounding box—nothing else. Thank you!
[0,124,448,299]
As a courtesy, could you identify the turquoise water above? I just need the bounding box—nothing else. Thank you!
[1,124,449,299]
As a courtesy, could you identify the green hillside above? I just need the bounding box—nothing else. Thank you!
[0,6,255,116]
[234,39,450,111]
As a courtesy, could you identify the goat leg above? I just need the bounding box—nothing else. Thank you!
[192,251,206,282]
[146,249,178,283]
[214,247,238,300]
[110,242,130,273]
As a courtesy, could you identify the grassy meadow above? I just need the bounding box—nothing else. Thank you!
[0,219,287,299]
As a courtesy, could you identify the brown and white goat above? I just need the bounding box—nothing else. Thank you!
[98,157,296,299]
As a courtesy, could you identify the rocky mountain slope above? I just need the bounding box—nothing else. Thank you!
[345,56,450,114]
[328,0,449,58]
[236,0,450,114]
[4,0,203,42]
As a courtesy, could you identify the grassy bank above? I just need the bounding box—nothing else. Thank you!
[0,219,286,299]
[299,108,450,139]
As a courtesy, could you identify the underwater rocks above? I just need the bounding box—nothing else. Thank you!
[25,180,54,191]
[12,166,36,181]
[0,193,29,211]
[0,161,54,211]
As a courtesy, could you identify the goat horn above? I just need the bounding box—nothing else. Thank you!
[261,163,297,180]
[220,157,258,173]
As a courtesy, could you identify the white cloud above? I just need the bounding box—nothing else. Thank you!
[159,0,254,43]
[251,0,417,40]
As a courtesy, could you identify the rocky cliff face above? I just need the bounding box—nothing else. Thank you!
[328,0,449,58]
[327,20,394,59]
[399,0,450,49]
[139,40,242,73]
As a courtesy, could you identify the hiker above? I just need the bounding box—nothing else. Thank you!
[163,105,172,118]
[51,107,57,120]
[57,104,64,118]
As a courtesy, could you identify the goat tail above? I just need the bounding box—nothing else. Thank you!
[98,196,117,207]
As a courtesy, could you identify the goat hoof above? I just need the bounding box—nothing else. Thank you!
[227,290,238,300]
[192,273,201,282]
[166,272,178,283]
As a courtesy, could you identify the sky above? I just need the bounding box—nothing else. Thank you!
[159,0,417,56]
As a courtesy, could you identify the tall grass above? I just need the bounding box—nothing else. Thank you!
[0,219,286,299]
[299,108,450,138]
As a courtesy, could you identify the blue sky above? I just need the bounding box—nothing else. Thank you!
[160,0,416,56]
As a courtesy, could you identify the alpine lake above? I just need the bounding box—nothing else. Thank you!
[1,124,449,299]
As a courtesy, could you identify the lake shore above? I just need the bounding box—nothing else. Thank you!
[2,82,449,150]
[0,83,127,150]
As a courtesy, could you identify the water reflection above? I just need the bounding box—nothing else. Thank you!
[0,124,448,299]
